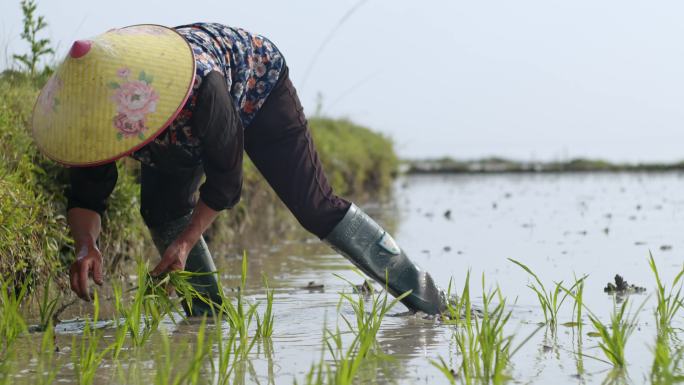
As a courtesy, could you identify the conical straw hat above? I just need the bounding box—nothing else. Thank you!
[32,24,195,166]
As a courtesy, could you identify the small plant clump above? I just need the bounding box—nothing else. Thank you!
[71,291,113,385]
[452,273,513,385]
[648,253,684,333]
[509,258,583,329]
[650,330,684,384]
[586,298,644,368]
[297,274,409,385]
[0,278,29,354]
[13,0,54,79]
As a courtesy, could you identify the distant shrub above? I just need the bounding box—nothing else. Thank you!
[309,117,398,196]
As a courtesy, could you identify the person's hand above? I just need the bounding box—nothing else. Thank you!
[150,238,192,277]
[69,244,103,301]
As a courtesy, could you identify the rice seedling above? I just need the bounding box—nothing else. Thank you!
[442,271,472,326]
[113,264,162,347]
[585,298,644,368]
[210,312,239,385]
[295,277,408,385]
[0,359,11,385]
[154,332,178,385]
[256,274,275,339]
[650,331,684,384]
[564,274,587,379]
[0,278,28,353]
[153,319,211,385]
[570,274,585,331]
[34,320,58,385]
[453,273,513,385]
[112,260,214,348]
[182,317,211,385]
[299,355,329,385]
[509,258,584,329]
[71,290,114,385]
[215,252,259,359]
[36,276,59,332]
[110,284,129,359]
[649,253,684,333]
[430,356,457,385]
[325,278,408,384]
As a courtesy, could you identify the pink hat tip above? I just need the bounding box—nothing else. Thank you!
[69,40,92,59]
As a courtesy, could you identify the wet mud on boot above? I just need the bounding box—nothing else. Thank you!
[324,204,447,315]
[148,214,223,316]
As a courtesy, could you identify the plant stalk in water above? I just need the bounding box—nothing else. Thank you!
[0,278,28,355]
[71,291,113,385]
[34,320,58,385]
[509,258,584,329]
[650,331,684,384]
[256,274,275,339]
[586,298,643,368]
[453,273,513,385]
[649,252,684,333]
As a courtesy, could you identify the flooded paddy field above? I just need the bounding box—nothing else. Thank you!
[5,172,684,384]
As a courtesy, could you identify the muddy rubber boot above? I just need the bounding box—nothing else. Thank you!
[324,204,446,315]
[148,214,223,316]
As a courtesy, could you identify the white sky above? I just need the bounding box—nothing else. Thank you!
[2,0,684,162]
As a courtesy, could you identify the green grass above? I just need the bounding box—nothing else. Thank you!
[442,271,473,325]
[34,320,58,385]
[430,356,457,385]
[153,317,211,385]
[0,278,29,354]
[650,332,684,384]
[256,275,275,339]
[36,276,59,332]
[71,291,113,385]
[570,274,585,331]
[586,299,643,368]
[297,278,409,385]
[112,260,217,348]
[216,252,258,359]
[509,258,584,329]
[210,313,239,385]
[649,253,684,333]
[453,273,513,385]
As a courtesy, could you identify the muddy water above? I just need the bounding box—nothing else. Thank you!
[9,172,684,384]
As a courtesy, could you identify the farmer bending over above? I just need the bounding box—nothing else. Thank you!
[32,23,446,315]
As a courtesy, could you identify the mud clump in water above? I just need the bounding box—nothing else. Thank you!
[303,281,324,291]
[603,274,646,294]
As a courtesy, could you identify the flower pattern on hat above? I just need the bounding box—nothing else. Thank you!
[109,68,159,140]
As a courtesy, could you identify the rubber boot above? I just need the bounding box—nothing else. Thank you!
[148,214,223,316]
[324,204,446,315]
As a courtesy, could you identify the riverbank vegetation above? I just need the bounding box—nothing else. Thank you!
[407,156,684,174]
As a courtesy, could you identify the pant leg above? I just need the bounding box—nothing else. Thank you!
[244,66,350,238]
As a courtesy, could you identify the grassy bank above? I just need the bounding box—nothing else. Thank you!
[0,76,398,294]
[407,157,684,174]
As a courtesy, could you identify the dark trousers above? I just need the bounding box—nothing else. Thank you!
[140,66,350,239]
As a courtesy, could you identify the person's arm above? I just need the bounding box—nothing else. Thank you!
[151,71,243,275]
[150,199,220,275]
[67,163,118,301]
[68,208,103,301]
